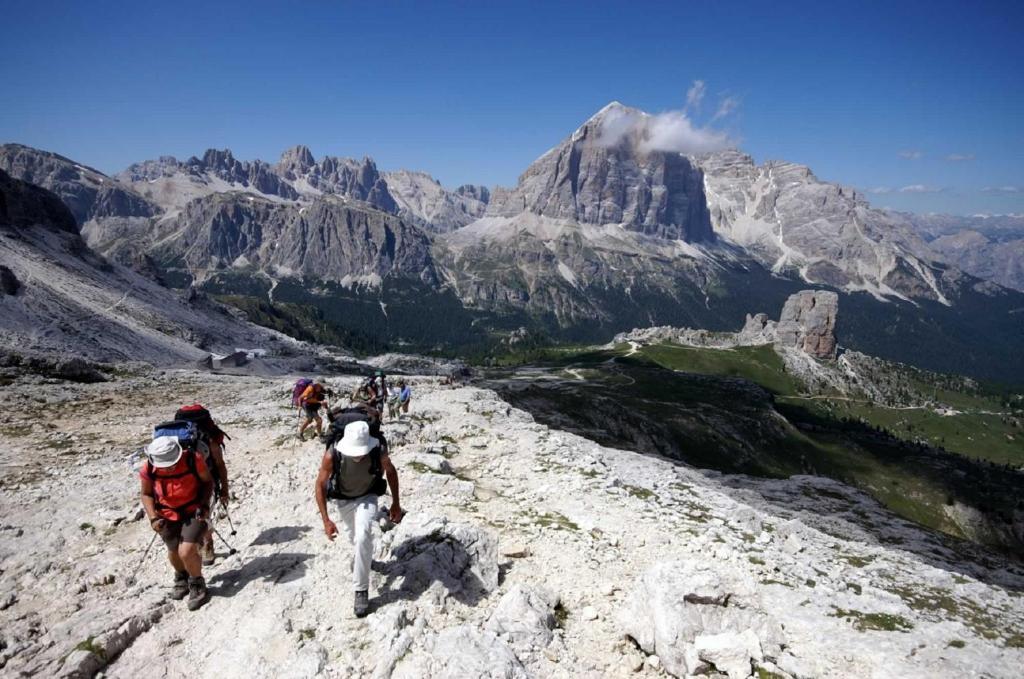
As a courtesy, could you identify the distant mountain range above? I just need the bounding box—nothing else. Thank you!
[2,102,1022,382]
[895,212,1024,293]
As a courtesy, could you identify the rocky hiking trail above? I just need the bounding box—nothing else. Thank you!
[1,372,1023,678]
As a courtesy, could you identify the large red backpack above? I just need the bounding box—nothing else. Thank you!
[148,420,205,521]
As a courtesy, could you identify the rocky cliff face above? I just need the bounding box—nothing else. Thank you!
[384,170,489,232]
[0,168,79,235]
[695,150,954,302]
[489,103,714,242]
[615,289,838,360]
[0,144,159,224]
[150,192,436,286]
[776,290,838,359]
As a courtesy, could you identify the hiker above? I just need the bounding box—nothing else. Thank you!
[371,370,389,413]
[314,415,402,617]
[174,404,230,566]
[351,379,373,406]
[291,378,313,415]
[396,380,412,416]
[298,378,329,441]
[140,433,213,611]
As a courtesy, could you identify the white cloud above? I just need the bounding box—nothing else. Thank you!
[597,106,734,155]
[981,185,1021,193]
[945,153,975,161]
[711,95,739,122]
[898,150,923,159]
[685,80,706,112]
[898,184,943,193]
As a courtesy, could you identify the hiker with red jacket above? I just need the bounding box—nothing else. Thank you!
[140,435,214,611]
[298,378,330,441]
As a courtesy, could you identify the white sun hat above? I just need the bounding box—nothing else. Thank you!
[146,436,183,468]
[337,420,379,457]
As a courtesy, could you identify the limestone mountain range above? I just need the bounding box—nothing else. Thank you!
[1,101,1022,382]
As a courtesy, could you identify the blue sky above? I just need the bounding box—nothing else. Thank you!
[2,1,1021,215]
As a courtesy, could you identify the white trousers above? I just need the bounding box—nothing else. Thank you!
[334,494,378,592]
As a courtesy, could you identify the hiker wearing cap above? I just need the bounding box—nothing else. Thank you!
[314,419,403,617]
[140,436,214,611]
[298,378,329,441]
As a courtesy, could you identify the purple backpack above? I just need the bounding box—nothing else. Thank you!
[291,378,313,407]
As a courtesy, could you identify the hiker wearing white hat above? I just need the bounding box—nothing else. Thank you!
[140,433,214,610]
[314,419,403,618]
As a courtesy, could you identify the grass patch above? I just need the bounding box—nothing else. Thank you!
[524,509,579,532]
[74,636,106,660]
[623,484,657,501]
[299,628,316,640]
[947,639,966,649]
[0,423,33,437]
[748,556,766,565]
[640,343,803,396]
[830,608,914,632]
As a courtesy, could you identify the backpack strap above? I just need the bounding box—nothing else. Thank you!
[152,452,203,512]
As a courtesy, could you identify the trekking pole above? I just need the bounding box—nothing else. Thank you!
[224,506,238,536]
[126,532,159,585]
[211,524,238,555]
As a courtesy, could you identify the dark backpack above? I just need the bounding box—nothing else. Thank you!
[327,445,387,500]
[321,405,382,447]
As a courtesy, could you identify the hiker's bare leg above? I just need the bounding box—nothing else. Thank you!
[178,541,202,578]
[314,414,323,436]
[299,417,311,437]
[168,547,186,572]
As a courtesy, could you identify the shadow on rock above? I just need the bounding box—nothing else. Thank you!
[374,517,499,610]
[208,552,313,597]
[249,525,312,546]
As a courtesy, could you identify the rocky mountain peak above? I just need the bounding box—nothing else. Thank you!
[488,103,715,241]
[277,144,316,178]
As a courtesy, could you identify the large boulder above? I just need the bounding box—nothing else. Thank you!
[379,517,499,603]
[485,584,560,652]
[775,290,839,359]
[620,560,783,678]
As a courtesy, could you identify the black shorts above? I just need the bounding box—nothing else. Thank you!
[303,403,321,418]
[158,513,207,551]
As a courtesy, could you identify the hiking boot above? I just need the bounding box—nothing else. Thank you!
[353,590,369,618]
[187,576,210,611]
[170,570,189,600]
[200,540,215,566]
